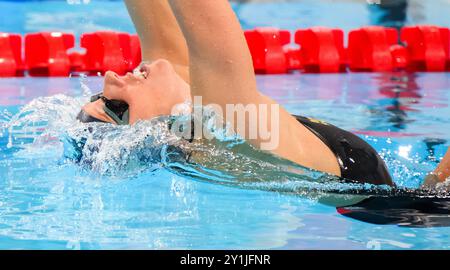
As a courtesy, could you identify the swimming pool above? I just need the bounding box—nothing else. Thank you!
[1,0,450,250]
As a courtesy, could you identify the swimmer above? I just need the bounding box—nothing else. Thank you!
[77,0,450,189]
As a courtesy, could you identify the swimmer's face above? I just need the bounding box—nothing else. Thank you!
[102,59,191,124]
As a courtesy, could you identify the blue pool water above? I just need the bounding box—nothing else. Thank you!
[1,0,450,250]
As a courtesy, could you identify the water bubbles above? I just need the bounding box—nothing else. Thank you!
[1,109,13,121]
[435,178,450,192]
[398,145,412,160]
[79,74,92,97]
[6,136,13,149]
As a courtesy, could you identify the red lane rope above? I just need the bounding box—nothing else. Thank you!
[0,25,449,77]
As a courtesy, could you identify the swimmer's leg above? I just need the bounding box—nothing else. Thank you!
[124,0,189,82]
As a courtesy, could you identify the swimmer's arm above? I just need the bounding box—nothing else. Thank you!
[165,2,282,135]
[167,1,341,175]
[166,1,277,143]
[124,0,189,82]
[167,0,259,105]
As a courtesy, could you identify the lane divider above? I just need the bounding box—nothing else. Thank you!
[295,27,346,73]
[25,32,75,76]
[81,31,141,75]
[0,25,449,77]
[0,33,25,77]
[401,26,449,72]
[348,26,403,72]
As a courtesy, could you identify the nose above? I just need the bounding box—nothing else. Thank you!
[104,71,126,87]
[149,59,171,69]
[139,59,171,73]
[105,70,120,79]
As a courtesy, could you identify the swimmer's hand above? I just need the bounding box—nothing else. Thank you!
[433,147,450,182]
[422,174,442,190]
[422,174,450,192]
[421,147,450,191]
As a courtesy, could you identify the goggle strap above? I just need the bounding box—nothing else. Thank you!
[90,93,103,102]
[89,93,130,125]
[103,105,127,125]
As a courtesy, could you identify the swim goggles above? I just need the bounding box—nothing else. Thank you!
[89,93,130,125]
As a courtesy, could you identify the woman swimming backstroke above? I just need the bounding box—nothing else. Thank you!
[77,0,450,189]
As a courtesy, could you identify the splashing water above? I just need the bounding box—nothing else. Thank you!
[1,75,449,205]
[0,90,386,204]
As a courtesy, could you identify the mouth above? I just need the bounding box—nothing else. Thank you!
[132,61,150,79]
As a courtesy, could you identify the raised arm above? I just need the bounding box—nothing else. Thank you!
[124,0,189,82]
[167,0,258,104]
[167,0,342,176]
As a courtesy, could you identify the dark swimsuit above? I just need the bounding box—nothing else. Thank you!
[294,115,394,186]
